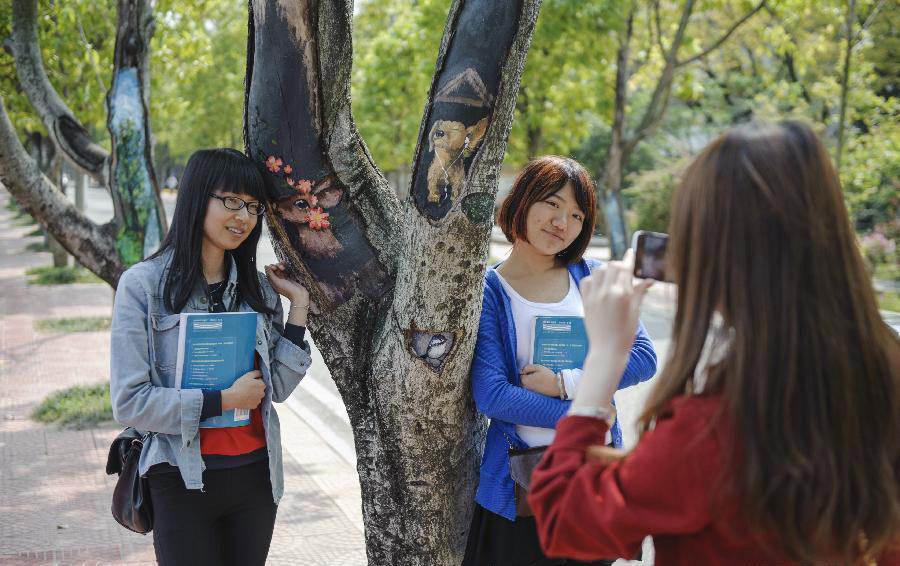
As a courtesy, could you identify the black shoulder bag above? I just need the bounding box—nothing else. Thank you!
[105,427,153,534]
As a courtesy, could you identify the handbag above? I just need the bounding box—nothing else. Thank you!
[105,427,153,534]
[507,442,548,518]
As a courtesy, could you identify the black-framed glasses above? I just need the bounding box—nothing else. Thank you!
[209,194,266,216]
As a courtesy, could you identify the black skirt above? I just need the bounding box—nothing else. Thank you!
[461,504,614,566]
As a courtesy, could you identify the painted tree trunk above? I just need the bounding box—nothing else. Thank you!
[106,0,166,266]
[244,1,540,563]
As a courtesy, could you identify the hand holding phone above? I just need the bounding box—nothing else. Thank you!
[632,230,671,282]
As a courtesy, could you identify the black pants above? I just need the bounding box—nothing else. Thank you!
[148,459,277,566]
[463,504,614,566]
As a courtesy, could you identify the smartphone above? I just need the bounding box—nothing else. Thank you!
[632,230,670,282]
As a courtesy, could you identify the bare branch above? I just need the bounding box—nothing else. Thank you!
[10,0,109,182]
[653,0,666,56]
[0,96,122,286]
[853,0,886,50]
[676,0,767,68]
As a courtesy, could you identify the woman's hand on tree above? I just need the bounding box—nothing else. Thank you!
[265,262,309,307]
[520,364,560,397]
[222,370,265,410]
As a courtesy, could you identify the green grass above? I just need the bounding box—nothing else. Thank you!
[26,265,103,285]
[34,316,111,334]
[25,241,49,253]
[32,383,113,429]
[13,209,37,225]
[25,226,44,238]
[877,291,900,312]
[874,262,900,283]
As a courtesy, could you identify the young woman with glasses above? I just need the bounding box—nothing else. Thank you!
[110,148,313,565]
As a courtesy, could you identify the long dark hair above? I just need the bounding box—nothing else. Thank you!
[497,156,596,265]
[639,121,899,563]
[149,148,274,315]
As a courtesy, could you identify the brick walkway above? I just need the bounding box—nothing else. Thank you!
[0,187,366,565]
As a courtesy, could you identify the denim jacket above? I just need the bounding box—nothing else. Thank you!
[109,249,312,503]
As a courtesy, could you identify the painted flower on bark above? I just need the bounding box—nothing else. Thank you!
[307,207,330,230]
[283,164,293,175]
[295,179,312,194]
[266,156,283,173]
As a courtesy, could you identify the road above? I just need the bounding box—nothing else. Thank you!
[81,186,675,464]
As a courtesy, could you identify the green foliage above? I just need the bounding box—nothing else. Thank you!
[622,161,686,233]
[32,383,113,429]
[26,241,49,253]
[876,290,900,312]
[34,316,111,333]
[352,0,447,172]
[25,265,103,285]
[151,0,248,155]
[0,0,116,143]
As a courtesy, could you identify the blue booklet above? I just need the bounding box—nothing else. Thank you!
[175,311,258,428]
[531,316,588,372]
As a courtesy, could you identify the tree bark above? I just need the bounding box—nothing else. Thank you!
[836,0,855,174]
[599,2,635,259]
[106,0,166,265]
[9,0,109,182]
[245,1,540,563]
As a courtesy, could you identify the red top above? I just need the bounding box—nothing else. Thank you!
[199,355,266,456]
[199,407,266,456]
[528,395,900,566]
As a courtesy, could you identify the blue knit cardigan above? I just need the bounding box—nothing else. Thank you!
[471,258,658,521]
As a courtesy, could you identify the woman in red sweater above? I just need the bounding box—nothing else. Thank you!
[528,121,900,566]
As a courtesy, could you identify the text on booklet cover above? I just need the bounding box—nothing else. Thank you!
[531,316,588,373]
[175,311,258,428]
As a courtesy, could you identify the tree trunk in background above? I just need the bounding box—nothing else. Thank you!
[75,170,86,212]
[835,0,855,174]
[245,1,540,563]
[47,156,70,267]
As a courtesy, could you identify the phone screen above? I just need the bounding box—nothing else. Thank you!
[632,231,670,282]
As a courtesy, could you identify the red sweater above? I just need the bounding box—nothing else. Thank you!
[528,395,900,566]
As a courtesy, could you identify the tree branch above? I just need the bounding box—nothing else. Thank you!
[626,0,695,150]
[675,0,767,68]
[0,96,123,285]
[10,0,109,182]
[853,0,886,50]
[653,0,666,56]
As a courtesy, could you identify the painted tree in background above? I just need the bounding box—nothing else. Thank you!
[245,1,540,563]
[1,0,164,282]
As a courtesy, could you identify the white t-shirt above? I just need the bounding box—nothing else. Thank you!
[495,271,584,447]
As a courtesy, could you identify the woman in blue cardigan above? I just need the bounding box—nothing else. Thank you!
[463,156,657,566]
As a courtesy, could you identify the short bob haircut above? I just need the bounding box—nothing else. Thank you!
[497,156,596,264]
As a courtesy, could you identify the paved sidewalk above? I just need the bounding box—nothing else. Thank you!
[0,188,366,565]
